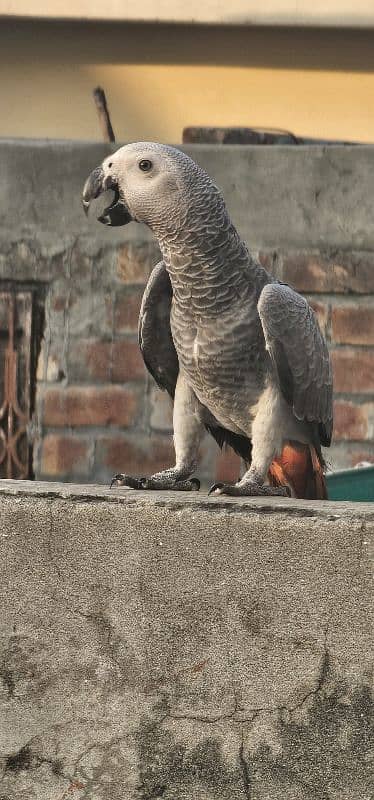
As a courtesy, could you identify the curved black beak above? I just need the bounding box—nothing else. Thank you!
[82,167,105,215]
[82,166,133,227]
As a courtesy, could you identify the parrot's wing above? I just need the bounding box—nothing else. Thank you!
[258,283,333,446]
[139,261,251,462]
[138,260,179,398]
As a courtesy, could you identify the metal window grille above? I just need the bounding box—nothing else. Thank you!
[0,291,33,479]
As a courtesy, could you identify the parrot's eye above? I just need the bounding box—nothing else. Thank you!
[139,159,153,172]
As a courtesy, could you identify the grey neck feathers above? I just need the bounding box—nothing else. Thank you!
[152,188,270,316]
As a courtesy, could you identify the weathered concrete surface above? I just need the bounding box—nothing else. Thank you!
[0,479,372,799]
[1,140,374,250]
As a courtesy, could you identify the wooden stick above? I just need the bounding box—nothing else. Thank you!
[93,87,116,143]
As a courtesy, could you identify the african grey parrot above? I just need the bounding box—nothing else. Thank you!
[82,143,333,498]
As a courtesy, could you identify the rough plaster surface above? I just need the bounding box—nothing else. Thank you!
[1,141,374,251]
[0,480,372,799]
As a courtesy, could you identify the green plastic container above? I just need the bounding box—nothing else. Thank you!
[326,465,374,502]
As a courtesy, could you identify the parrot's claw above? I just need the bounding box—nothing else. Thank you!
[110,473,200,492]
[208,482,224,496]
[110,474,147,489]
[176,478,201,492]
[209,481,291,497]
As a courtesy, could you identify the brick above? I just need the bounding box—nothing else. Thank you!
[40,434,90,477]
[281,251,374,294]
[104,294,114,330]
[215,449,243,483]
[258,251,279,274]
[331,306,374,345]
[116,242,159,284]
[68,340,107,382]
[67,291,114,338]
[308,300,329,336]
[112,341,145,383]
[51,295,67,312]
[69,246,92,281]
[333,401,369,441]
[114,289,144,333]
[96,434,175,476]
[68,339,145,383]
[150,386,173,432]
[332,349,374,394]
[44,386,139,427]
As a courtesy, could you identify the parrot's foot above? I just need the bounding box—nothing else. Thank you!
[110,470,200,492]
[209,479,291,497]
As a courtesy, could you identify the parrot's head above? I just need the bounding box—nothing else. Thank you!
[82,141,223,233]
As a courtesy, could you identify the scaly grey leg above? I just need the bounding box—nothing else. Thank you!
[210,386,290,497]
[111,374,205,491]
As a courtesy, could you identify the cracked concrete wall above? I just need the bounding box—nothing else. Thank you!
[0,479,372,799]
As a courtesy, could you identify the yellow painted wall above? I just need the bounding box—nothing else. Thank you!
[2,20,374,143]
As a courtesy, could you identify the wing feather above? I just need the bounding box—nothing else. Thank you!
[258,283,333,446]
[138,261,179,397]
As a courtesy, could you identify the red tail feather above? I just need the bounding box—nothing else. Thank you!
[268,441,327,500]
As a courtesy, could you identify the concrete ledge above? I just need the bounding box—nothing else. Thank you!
[0,480,372,798]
